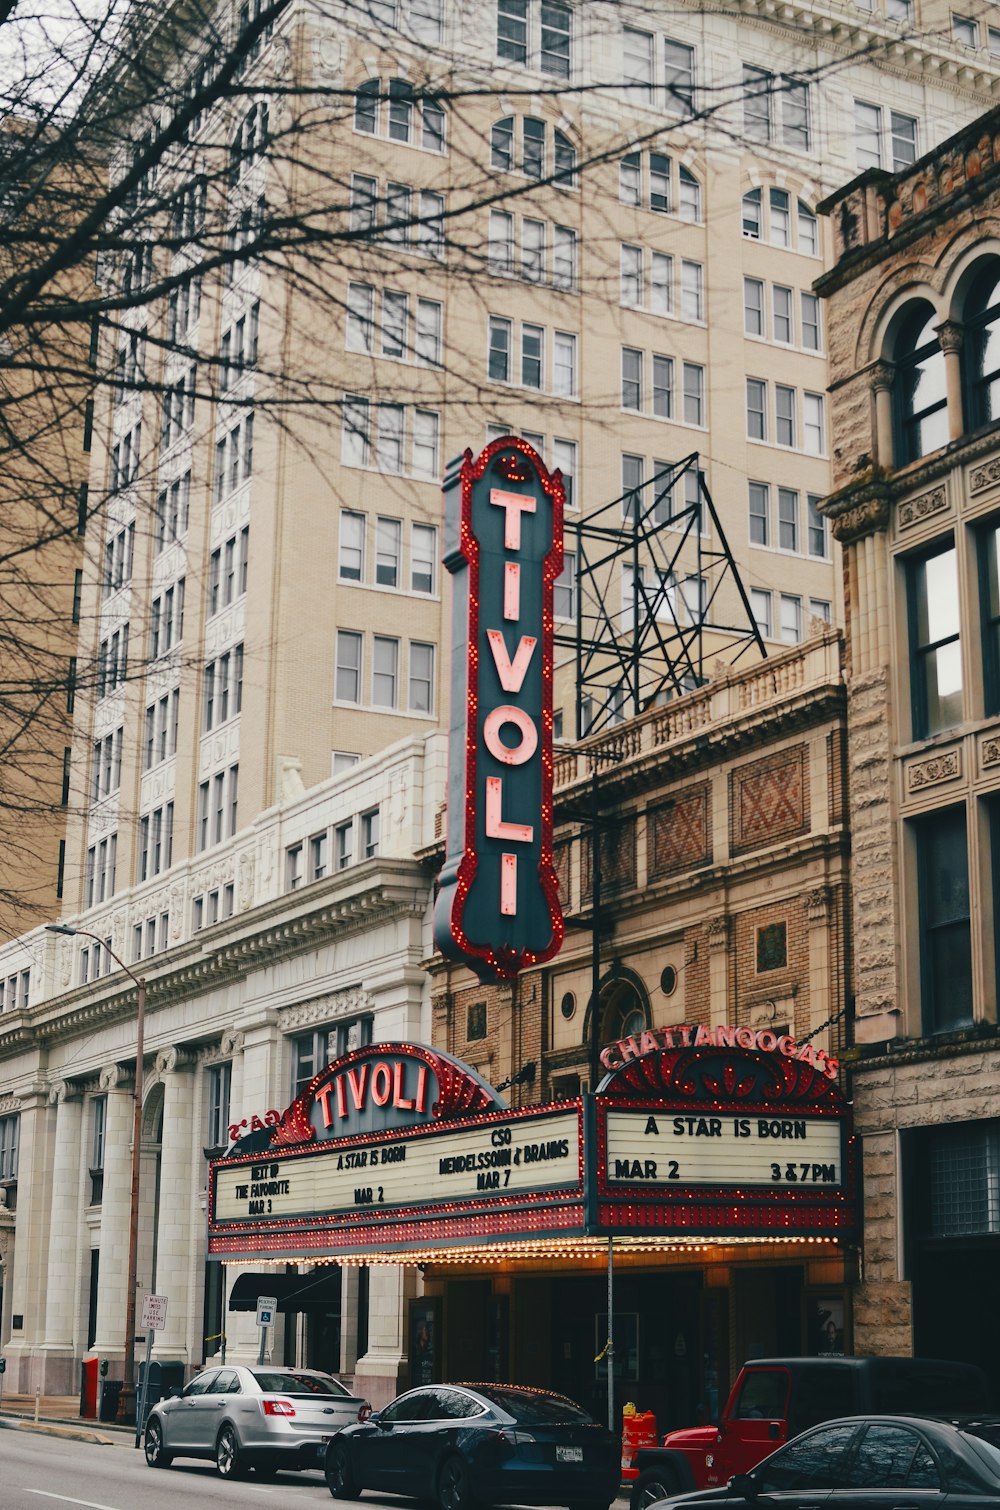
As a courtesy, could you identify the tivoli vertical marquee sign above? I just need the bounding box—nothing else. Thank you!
[433,437,565,981]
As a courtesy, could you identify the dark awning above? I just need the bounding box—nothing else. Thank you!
[228,1269,341,1314]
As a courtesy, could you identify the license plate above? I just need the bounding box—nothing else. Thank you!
[557,1446,583,1463]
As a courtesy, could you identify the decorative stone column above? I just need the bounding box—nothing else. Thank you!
[152,1048,198,1360]
[805,888,833,1043]
[871,362,895,472]
[93,1065,137,1364]
[2,1085,50,1391]
[936,321,965,442]
[40,1081,84,1392]
[354,1264,418,1409]
[706,915,730,1027]
[225,1012,282,1365]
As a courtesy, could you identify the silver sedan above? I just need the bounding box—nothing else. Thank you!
[143,1364,370,1478]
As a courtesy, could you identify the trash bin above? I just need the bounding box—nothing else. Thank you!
[99,1378,123,1422]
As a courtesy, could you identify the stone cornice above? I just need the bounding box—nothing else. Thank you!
[845,1018,1000,1073]
[0,859,428,1060]
[821,477,893,543]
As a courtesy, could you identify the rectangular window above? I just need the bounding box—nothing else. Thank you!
[342,394,370,467]
[917,807,973,1032]
[808,495,828,559]
[489,209,514,274]
[409,641,435,712]
[309,832,328,881]
[743,64,772,142]
[780,593,802,644]
[773,285,793,344]
[623,27,654,100]
[683,363,704,426]
[489,317,511,382]
[620,244,643,307]
[782,79,810,150]
[799,200,819,256]
[803,392,825,455]
[415,299,442,366]
[810,598,831,624]
[523,117,545,177]
[553,438,575,507]
[346,282,374,352]
[411,523,437,593]
[622,453,644,519]
[206,1062,232,1151]
[749,482,769,546]
[521,323,543,388]
[362,808,381,857]
[910,543,963,737]
[621,347,642,410]
[286,843,303,890]
[801,292,821,351]
[890,110,918,170]
[751,587,772,638]
[336,820,354,870]
[412,408,440,478]
[541,0,571,76]
[372,635,399,707]
[776,384,796,447]
[339,511,365,582]
[417,190,444,259]
[680,259,703,322]
[747,378,767,441]
[552,226,576,291]
[952,13,978,46]
[376,516,402,586]
[744,277,765,337]
[522,218,545,282]
[555,550,577,620]
[650,252,672,315]
[770,187,791,247]
[663,38,695,115]
[377,404,404,472]
[382,289,408,357]
[553,331,576,397]
[778,488,799,551]
[652,355,673,419]
[350,173,377,234]
[497,0,528,61]
[855,99,882,169]
[335,630,363,703]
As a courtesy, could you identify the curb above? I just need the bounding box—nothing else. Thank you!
[0,1414,116,1445]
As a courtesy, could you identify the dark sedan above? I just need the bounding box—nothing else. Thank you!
[650,1414,1000,1508]
[325,1382,620,1510]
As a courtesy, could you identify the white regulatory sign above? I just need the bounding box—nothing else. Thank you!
[604,1109,842,1189]
[141,1294,169,1331]
[256,1297,278,1328]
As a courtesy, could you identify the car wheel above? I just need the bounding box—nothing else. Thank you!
[438,1455,476,1510]
[216,1424,248,1479]
[143,1417,173,1470]
[326,1440,362,1499]
[631,1470,680,1510]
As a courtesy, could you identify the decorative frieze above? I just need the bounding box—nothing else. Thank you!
[897,486,947,530]
[970,456,1000,493]
[905,747,961,793]
[981,733,1000,769]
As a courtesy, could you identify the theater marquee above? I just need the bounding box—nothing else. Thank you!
[208,1034,856,1264]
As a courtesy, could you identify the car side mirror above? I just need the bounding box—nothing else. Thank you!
[730,1474,759,1501]
[165,1386,180,1399]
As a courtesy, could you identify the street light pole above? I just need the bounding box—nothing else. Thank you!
[46,924,146,1430]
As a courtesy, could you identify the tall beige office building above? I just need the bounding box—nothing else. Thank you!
[3,0,1000,1399]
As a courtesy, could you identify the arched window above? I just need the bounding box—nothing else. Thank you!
[354,78,379,134]
[964,260,1000,430]
[491,116,514,171]
[893,302,947,463]
[742,187,762,239]
[599,978,649,1044]
[554,128,576,186]
[679,165,701,223]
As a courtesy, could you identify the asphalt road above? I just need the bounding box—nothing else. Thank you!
[0,1430,633,1510]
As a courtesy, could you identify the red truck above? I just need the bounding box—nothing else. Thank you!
[630,1355,992,1509]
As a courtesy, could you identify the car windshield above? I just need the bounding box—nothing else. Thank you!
[251,1371,351,1397]
[470,1387,593,1425]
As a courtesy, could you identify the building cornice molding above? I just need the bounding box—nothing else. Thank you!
[0,860,428,1060]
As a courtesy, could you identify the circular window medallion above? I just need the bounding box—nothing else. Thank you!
[660,965,678,997]
[560,992,576,1020]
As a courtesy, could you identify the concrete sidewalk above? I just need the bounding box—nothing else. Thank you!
[0,1391,130,1444]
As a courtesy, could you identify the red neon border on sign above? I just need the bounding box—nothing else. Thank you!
[443,436,565,981]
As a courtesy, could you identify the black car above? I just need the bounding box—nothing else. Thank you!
[651,1414,1000,1508]
[324,1382,620,1510]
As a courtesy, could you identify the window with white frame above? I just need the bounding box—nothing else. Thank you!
[683,363,704,426]
[409,641,435,712]
[808,494,828,558]
[778,488,799,551]
[336,820,354,871]
[664,39,696,116]
[780,593,802,644]
[747,378,767,440]
[855,99,918,171]
[623,27,654,100]
[309,831,328,881]
[749,482,769,546]
[155,473,190,553]
[362,808,380,858]
[497,0,571,76]
[376,516,402,586]
[742,66,810,149]
[555,550,577,620]
[415,298,442,364]
[335,630,362,703]
[206,1062,231,1151]
[339,511,365,582]
[372,635,399,707]
[412,524,437,592]
[750,587,772,639]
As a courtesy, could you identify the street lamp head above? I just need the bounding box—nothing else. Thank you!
[45,924,78,937]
